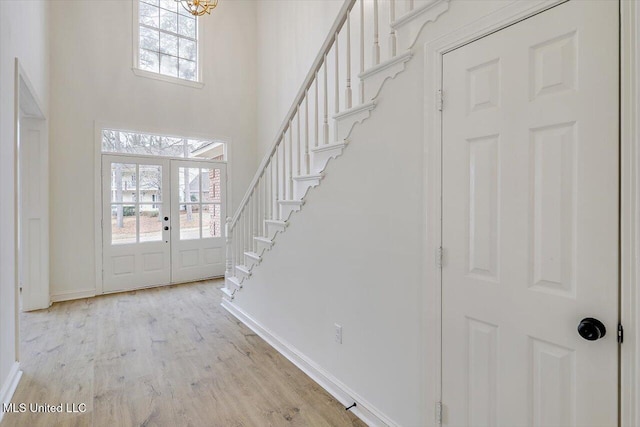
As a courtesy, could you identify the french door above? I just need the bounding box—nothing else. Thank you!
[170,159,227,284]
[102,155,226,293]
[440,1,619,425]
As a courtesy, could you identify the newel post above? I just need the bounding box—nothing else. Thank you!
[225,217,233,278]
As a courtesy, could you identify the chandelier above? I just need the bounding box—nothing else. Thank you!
[175,0,218,16]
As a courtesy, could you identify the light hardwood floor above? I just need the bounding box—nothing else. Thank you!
[2,280,366,427]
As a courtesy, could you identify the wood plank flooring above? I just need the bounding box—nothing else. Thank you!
[1,280,366,427]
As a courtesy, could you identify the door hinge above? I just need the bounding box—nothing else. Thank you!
[618,323,624,344]
[436,247,444,268]
[435,401,443,425]
[437,89,444,111]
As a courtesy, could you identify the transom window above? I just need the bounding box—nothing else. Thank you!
[102,129,225,160]
[137,0,199,82]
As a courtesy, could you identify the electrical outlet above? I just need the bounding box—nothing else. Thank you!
[334,324,342,344]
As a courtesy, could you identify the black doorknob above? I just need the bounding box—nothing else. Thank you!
[578,318,606,341]
[164,226,169,231]
[164,216,169,221]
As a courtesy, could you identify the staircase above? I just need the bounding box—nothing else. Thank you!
[223,0,449,301]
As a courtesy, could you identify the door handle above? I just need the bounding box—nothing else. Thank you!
[164,226,169,231]
[164,216,169,221]
[577,318,606,341]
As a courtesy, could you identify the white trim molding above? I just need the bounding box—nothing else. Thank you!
[50,288,97,303]
[93,121,233,295]
[621,0,640,425]
[0,362,22,423]
[131,68,205,89]
[222,300,398,427]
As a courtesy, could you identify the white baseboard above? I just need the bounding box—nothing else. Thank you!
[0,362,22,423]
[221,300,398,427]
[50,288,96,303]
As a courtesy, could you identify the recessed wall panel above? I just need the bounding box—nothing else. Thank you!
[530,123,576,296]
[530,32,577,100]
[466,318,498,426]
[113,255,135,275]
[204,248,222,265]
[180,249,199,268]
[530,338,575,426]
[467,135,500,281]
[143,252,164,272]
[467,59,500,113]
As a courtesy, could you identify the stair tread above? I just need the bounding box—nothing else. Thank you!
[278,200,304,205]
[333,100,376,120]
[221,287,235,298]
[244,251,261,260]
[236,265,250,273]
[311,141,347,153]
[359,51,412,79]
[293,173,323,180]
[254,236,273,243]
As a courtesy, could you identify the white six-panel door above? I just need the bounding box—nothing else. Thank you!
[441,1,619,425]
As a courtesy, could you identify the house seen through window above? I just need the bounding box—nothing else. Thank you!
[138,0,198,81]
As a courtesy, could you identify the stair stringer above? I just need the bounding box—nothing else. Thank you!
[392,0,450,50]
[223,0,451,300]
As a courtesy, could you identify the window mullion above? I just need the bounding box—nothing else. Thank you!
[139,23,197,43]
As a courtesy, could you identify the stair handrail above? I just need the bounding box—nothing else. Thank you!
[229,0,356,228]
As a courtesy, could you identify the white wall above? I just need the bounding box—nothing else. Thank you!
[49,0,258,299]
[0,0,50,399]
[232,1,508,425]
[255,0,343,159]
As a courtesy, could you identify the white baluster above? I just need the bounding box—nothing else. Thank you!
[373,0,380,65]
[297,108,302,176]
[252,192,257,251]
[225,217,232,277]
[243,208,247,256]
[276,147,281,219]
[305,94,310,174]
[345,12,352,109]
[335,33,340,115]
[248,196,253,253]
[323,58,329,145]
[263,172,267,237]
[315,75,319,148]
[280,139,285,209]
[389,0,396,57]
[360,0,365,104]
[288,123,293,199]
[236,223,240,271]
[408,0,414,12]
[254,185,259,243]
[268,160,273,221]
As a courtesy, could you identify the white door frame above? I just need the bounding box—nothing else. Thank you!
[14,59,49,314]
[93,122,232,296]
[423,1,639,425]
